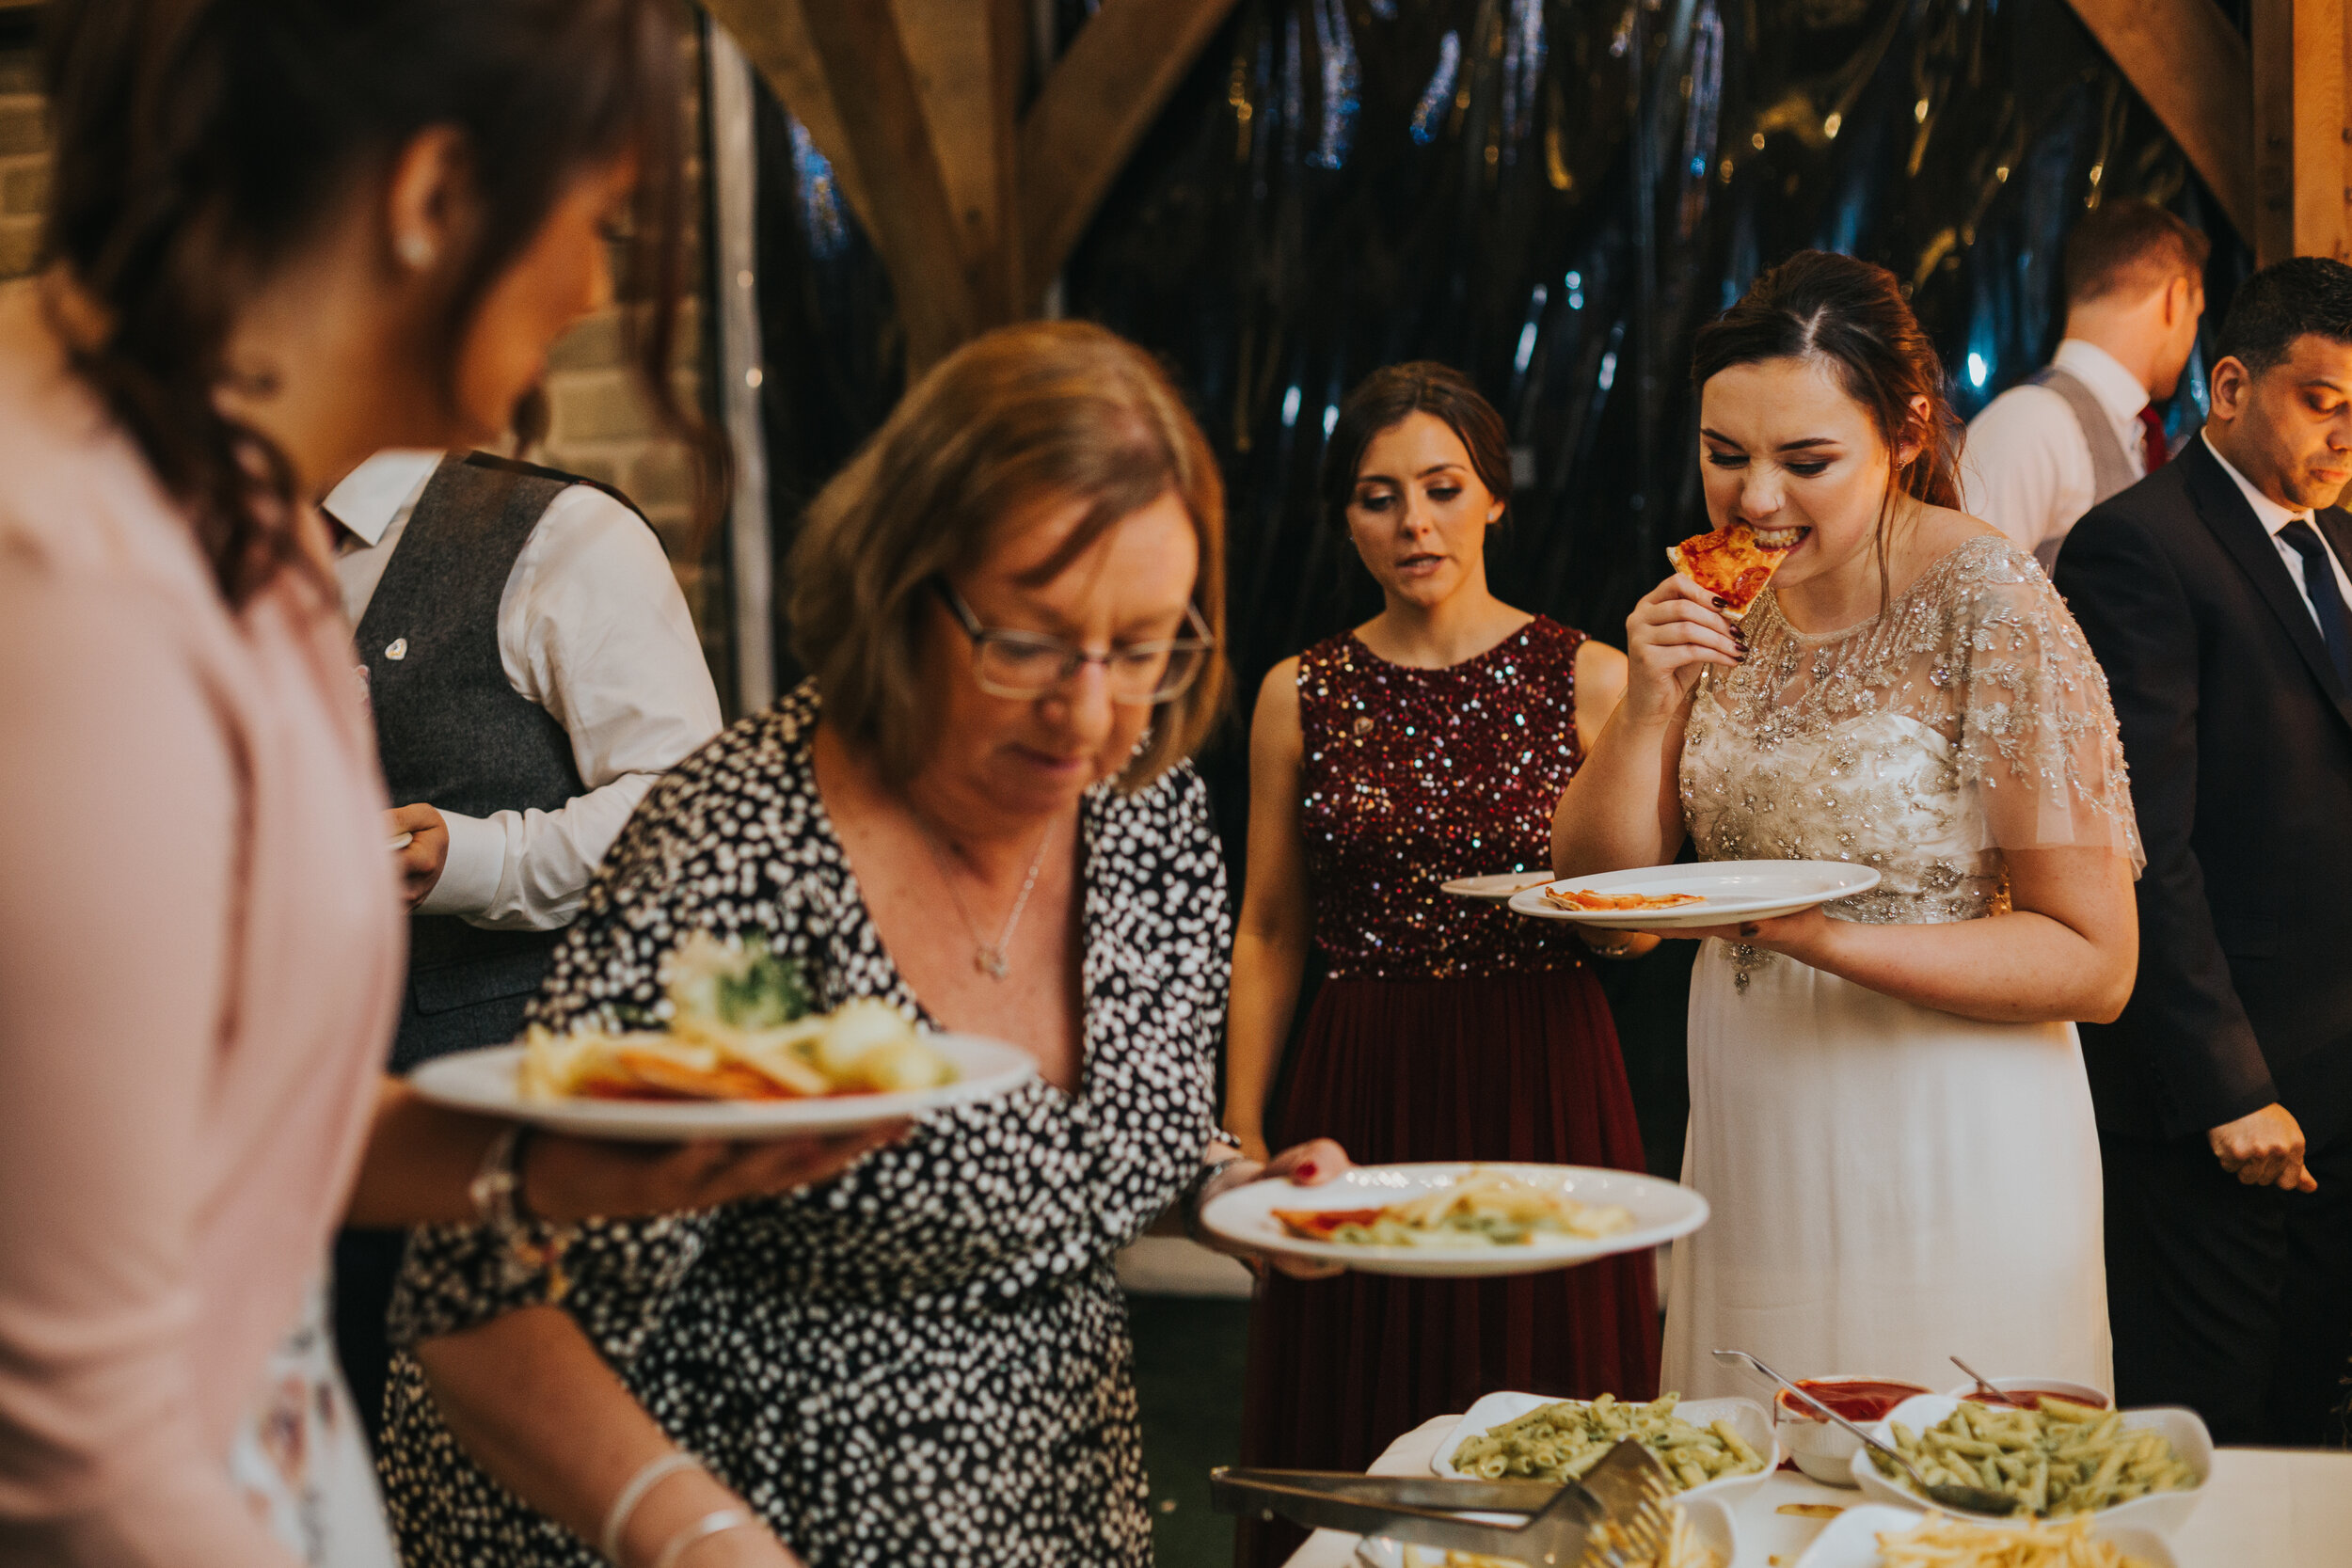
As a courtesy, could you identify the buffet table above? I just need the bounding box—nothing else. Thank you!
[1279,1414,2352,1567]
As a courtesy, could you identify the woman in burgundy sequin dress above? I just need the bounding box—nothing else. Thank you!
[1228,365,1660,1566]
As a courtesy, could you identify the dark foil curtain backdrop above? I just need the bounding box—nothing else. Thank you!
[745,0,2248,875]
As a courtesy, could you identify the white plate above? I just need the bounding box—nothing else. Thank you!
[1794,1501,2180,1567]
[1438,870,1560,901]
[1852,1395,2211,1536]
[1200,1163,1707,1279]
[1353,1490,1739,1567]
[387,832,414,851]
[1508,859,1883,929]
[408,1032,1037,1141]
[1433,1391,1777,1511]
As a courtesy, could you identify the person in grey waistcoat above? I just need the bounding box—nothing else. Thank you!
[1962,199,2209,570]
[325,446,723,1439]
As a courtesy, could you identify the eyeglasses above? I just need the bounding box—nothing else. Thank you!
[932,580,1216,705]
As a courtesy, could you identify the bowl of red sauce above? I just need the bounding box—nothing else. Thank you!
[1943,1375,2110,1412]
[1773,1377,1932,1485]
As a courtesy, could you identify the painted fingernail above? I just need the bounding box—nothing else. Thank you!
[1295,1162,1319,1180]
[1712,595,1728,608]
[1739,922,1760,937]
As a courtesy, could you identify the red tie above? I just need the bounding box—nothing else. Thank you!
[2138,406,2169,473]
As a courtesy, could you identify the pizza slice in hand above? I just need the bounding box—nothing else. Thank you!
[1666,520,1808,619]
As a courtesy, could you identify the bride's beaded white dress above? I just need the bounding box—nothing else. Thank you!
[1661,534,2144,1400]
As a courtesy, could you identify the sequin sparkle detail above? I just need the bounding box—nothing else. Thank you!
[1297,617,1593,980]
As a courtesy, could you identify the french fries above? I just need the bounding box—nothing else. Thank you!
[1874,1512,2155,1567]
[1869,1400,2196,1518]
[1450,1394,1765,1493]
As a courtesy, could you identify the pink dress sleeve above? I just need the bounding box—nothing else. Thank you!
[0,558,297,1568]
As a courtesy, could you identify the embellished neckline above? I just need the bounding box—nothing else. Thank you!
[1756,533,2014,648]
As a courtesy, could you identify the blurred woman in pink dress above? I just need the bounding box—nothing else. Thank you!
[0,6,880,1565]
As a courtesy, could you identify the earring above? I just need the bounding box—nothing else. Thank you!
[397,232,436,269]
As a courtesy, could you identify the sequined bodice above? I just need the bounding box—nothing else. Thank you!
[1680,535,2142,966]
[1298,618,1591,979]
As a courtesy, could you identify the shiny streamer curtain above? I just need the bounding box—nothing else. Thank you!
[748,0,2248,864]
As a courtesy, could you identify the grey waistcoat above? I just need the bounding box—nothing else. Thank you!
[2026,364,2139,571]
[356,452,644,1070]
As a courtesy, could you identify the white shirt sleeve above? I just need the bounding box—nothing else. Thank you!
[1960,385,2094,558]
[415,484,723,930]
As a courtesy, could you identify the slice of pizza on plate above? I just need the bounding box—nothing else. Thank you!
[1666,521,1807,619]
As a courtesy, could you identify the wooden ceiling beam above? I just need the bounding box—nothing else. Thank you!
[699,0,877,235]
[2064,0,2256,243]
[1018,0,1245,310]
[795,0,979,374]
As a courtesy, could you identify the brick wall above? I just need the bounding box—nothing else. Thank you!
[0,21,726,680]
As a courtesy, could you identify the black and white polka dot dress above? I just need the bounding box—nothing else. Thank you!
[377,685,1230,1567]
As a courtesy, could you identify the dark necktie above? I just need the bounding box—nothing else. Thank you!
[2280,517,2352,686]
[2137,406,2169,473]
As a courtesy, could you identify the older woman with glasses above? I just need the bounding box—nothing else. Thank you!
[373,320,1349,1568]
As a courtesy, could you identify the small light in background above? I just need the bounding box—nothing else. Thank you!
[1515,321,1539,374]
[1823,112,1842,139]
[1915,99,1930,123]
[1322,404,1339,436]
[1966,353,1987,389]
[1750,131,1765,150]
[745,367,764,389]
[1597,350,1618,392]
[1281,385,1302,428]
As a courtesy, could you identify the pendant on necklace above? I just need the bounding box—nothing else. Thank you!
[975,946,1010,980]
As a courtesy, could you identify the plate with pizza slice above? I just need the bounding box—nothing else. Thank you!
[1508,859,1882,930]
[1667,520,1809,619]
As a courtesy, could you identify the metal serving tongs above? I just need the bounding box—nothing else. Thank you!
[1210,1437,1676,1567]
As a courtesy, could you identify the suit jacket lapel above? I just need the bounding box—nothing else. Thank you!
[2182,438,2352,727]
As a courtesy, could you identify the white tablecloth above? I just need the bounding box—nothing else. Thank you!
[1279,1415,2352,1567]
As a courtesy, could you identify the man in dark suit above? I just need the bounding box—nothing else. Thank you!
[2056,256,2352,1445]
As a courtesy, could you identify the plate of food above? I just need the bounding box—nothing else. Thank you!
[1199,1163,1707,1278]
[1434,1391,1776,1509]
[1438,870,1560,902]
[1667,519,1809,619]
[410,932,1036,1139]
[1852,1395,2209,1535]
[1509,860,1882,930]
[1354,1490,1738,1568]
[1794,1504,2177,1568]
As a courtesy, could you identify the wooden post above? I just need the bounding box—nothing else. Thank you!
[2252,0,2352,264]
[2064,0,2256,243]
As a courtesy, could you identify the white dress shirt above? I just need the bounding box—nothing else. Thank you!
[2201,432,2352,633]
[1961,339,2153,562]
[326,451,723,931]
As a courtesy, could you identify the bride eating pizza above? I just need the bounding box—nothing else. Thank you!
[1551,251,2145,1400]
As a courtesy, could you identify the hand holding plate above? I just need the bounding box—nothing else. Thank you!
[1195,1137,1357,1280]
[523,1122,910,1223]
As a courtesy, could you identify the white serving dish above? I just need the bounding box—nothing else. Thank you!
[408,1032,1036,1140]
[1508,859,1882,930]
[1774,1377,1933,1486]
[1794,1501,2179,1567]
[1851,1394,2211,1536]
[1199,1163,1708,1279]
[1430,1390,1777,1512]
[1939,1375,2111,1410]
[1353,1490,1739,1567]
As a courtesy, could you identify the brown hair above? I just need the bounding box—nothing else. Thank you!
[2063,199,2211,308]
[1321,361,1512,531]
[1692,250,1963,606]
[42,0,709,606]
[788,320,1229,791]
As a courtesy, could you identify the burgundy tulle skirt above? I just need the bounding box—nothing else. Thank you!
[1234,967,1661,1568]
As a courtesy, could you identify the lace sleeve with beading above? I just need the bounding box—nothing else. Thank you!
[1946,546,2145,873]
